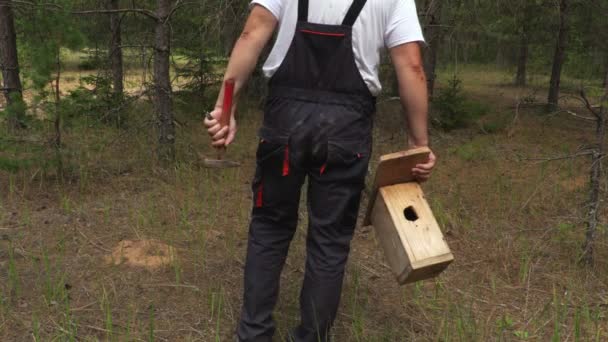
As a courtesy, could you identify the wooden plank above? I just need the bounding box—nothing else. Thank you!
[381,183,451,261]
[370,191,410,278]
[403,257,452,284]
[374,147,432,188]
[363,147,431,226]
[411,253,454,270]
[371,183,453,284]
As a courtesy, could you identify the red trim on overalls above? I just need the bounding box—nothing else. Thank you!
[300,29,346,37]
[256,181,264,208]
[320,164,327,175]
[282,145,290,176]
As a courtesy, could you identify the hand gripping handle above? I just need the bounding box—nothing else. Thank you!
[220,79,235,129]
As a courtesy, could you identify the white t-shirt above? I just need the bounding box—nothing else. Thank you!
[251,0,424,95]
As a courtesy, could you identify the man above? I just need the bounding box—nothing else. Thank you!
[204,0,436,341]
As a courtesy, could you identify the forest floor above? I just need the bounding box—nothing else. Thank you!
[1,66,607,341]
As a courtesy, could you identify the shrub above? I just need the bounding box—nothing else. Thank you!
[0,93,28,128]
[61,75,127,127]
[432,76,487,131]
[478,114,510,134]
[77,55,104,71]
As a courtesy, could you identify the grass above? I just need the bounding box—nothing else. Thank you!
[7,243,19,297]
[0,64,607,341]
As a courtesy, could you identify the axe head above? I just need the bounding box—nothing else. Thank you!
[202,158,241,169]
[199,153,241,169]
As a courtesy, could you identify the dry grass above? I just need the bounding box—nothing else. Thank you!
[1,67,607,341]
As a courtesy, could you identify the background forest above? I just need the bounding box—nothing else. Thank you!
[1,0,607,340]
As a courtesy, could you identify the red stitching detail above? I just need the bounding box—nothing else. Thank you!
[300,29,345,37]
[320,163,327,175]
[282,145,290,176]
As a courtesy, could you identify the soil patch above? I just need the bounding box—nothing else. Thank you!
[105,239,176,269]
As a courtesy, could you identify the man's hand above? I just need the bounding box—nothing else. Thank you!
[412,149,436,182]
[204,107,237,147]
[203,5,276,148]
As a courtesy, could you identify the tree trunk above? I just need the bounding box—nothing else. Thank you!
[141,45,147,85]
[154,0,175,164]
[547,0,569,110]
[54,53,64,179]
[515,4,531,87]
[222,0,242,57]
[422,0,442,97]
[581,110,606,266]
[108,0,124,96]
[581,76,607,266]
[515,33,528,86]
[0,0,25,130]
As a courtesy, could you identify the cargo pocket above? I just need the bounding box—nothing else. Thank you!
[252,139,288,208]
[327,139,370,164]
[255,139,284,162]
[323,138,371,181]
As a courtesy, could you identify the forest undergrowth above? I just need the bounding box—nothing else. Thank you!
[1,67,607,341]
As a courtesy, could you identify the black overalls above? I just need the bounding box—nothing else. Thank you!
[237,0,374,341]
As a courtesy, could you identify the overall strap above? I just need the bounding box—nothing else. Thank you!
[298,0,309,22]
[342,0,368,26]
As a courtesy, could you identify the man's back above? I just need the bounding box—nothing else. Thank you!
[204,2,435,339]
[252,0,424,95]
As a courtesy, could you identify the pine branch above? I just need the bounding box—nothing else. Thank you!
[522,150,594,163]
[554,109,597,122]
[580,89,601,118]
[8,1,158,20]
[73,9,158,20]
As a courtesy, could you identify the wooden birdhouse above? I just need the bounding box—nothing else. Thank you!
[364,147,453,285]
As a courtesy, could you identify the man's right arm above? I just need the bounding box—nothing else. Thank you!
[204,4,277,147]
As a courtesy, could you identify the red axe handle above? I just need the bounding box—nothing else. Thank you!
[220,79,235,128]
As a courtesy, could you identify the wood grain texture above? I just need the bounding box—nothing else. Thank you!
[371,183,453,284]
[370,192,411,279]
[364,147,431,226]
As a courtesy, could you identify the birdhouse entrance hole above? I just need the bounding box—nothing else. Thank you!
[403,206,419,221]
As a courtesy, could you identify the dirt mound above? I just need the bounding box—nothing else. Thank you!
[105,240,176,269]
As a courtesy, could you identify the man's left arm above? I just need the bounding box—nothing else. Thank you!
[390,42,437,182]
[205,5,278,147]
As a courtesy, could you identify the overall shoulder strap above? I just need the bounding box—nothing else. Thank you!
[342,0,368,26]
[298,0,309,22]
